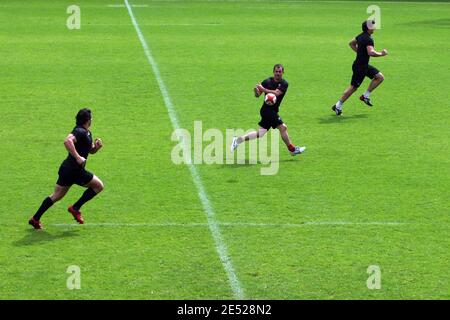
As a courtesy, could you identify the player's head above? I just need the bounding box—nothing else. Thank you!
[273,64,284,81]
[362,20,376,34]
[76,108,92,127]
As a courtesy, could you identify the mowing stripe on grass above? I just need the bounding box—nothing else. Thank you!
[50,221,407,228]
[107,4,148,7]
[125,0,450,5]
[206,0,450,4]
[124,0,245,300]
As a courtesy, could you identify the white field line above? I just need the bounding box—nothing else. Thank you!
[149,23,222,26]
[107,4,148,7]
[51,221,407,228]
[124,0,244,300]
[84,23,222,26]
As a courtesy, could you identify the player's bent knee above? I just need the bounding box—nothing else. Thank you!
[89,176,104,193]
[279,124,287,132]
[257,129,267,138]
[376,73,385,82]
[95,179,104,193]
[50,193,63,202]
[93,184,104,193]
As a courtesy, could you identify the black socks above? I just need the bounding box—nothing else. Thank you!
[73,188,98,211]
[33,196,54,221]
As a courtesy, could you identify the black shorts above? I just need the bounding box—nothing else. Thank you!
[57,164,94,187]
[258,107,284,130]
[351,63,380,88]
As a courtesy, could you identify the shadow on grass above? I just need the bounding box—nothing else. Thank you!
[13,229,80,247]
[318,113,369,124]
[218,158,301,170]
[402,18,450,28]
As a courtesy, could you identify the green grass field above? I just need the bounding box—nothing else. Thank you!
[0,0,449,299]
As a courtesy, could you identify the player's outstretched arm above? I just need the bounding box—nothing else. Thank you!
[64,134,86,165]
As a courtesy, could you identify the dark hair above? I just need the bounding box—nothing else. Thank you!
[273,64,284,72]
[76,108,92,126]
[362,20,375,32]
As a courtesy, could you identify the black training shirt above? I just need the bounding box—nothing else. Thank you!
[62,126,93,168]
[354,32,374,66]
[261,77,289,113]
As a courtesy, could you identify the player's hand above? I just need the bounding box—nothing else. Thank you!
[381,49,388,56]
[256,84,265,93]
[95,138,103,149]
[254,86,262,97]
[77,156,86,167]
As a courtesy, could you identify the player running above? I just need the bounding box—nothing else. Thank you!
[332,20,388,116]
[231,64,305,156]
[28,108,104,229]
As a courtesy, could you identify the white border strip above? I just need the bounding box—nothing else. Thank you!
[124,0,244,300]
